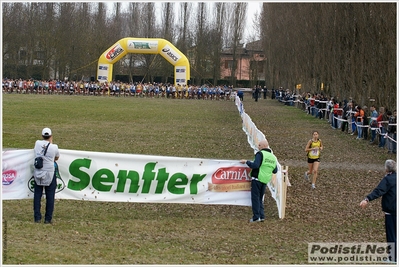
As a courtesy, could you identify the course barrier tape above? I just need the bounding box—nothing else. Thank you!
[234,95,291,219]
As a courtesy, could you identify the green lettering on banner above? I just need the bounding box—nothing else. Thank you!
[116,170,140,193]
[66,158,207,195]
[142,163,156,193]
[68,158,92,190]
[155,168,169,193]
[92,169,114,191]
[168,173,188,194]
[190,174,206,194]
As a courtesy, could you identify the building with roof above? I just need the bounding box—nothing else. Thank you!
[220,40,266,86]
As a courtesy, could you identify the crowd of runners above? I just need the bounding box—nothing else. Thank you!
[2,78,239,100]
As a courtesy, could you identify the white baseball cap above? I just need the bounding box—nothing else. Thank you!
[42,127,52,137]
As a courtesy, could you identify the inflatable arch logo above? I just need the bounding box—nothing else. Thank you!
[97,37,190,86]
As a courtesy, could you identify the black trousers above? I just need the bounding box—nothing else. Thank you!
[341,120,349,132]
[385,213,397,262]
[33,174,56,222]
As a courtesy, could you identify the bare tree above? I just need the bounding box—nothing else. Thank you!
[53,3,77,79]
[161,2,175,42]
[246,7,261,43]
[141,2,156,39]
[176,2,193,55]
[2,3,28,78]
[140,2,157,83]
[226,2,247,86]
[124,2,143,82]
[209,2,227,85]
[260,3,396,109]
[193,2,209,85]
[157,2,176,83]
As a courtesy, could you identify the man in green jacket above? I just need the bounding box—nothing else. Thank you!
[240,139,278,222]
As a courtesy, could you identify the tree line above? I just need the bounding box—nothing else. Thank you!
[2,2,396,109]
[260,3,396,109]
[2,2,248,86]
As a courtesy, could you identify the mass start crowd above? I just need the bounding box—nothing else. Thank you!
[2,78,239,100]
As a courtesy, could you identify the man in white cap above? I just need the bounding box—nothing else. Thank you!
[33,127,60,224]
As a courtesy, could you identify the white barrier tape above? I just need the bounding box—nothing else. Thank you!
[302,107,393,125]
[374,128,397,143]
[333,116,394,129]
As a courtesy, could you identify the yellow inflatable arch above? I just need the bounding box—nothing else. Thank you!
[97,37,190,86]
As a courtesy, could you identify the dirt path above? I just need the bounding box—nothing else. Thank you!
[279,159,383,171]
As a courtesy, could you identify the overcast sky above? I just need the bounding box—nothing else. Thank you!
[245,1,263,41]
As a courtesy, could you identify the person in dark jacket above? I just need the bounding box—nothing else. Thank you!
[360,159,396,262]
[237,90,244,101]
[254,86,260,102]
[240,140,278,223]
[263,86,267,99]
[341,101,351,133]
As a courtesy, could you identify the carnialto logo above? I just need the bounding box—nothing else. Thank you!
[208,166,251,192]
[212,167,251,184]
[105,44,124,61]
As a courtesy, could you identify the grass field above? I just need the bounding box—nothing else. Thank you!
[2,93,395,264]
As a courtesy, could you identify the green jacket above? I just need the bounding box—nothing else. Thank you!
[247,149,278,184]
[258,150,278,184]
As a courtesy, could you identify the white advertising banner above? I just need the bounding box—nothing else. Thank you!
[175,66,187,85]
[97,64,110,82]
[2,149,35,200]
[126,39,159,53]
[2,149,252,207]
[3,97,288,218]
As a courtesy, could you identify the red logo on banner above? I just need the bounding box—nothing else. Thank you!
[211,167,251,184]
[2,169,17,185]
[105,44,124,61]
